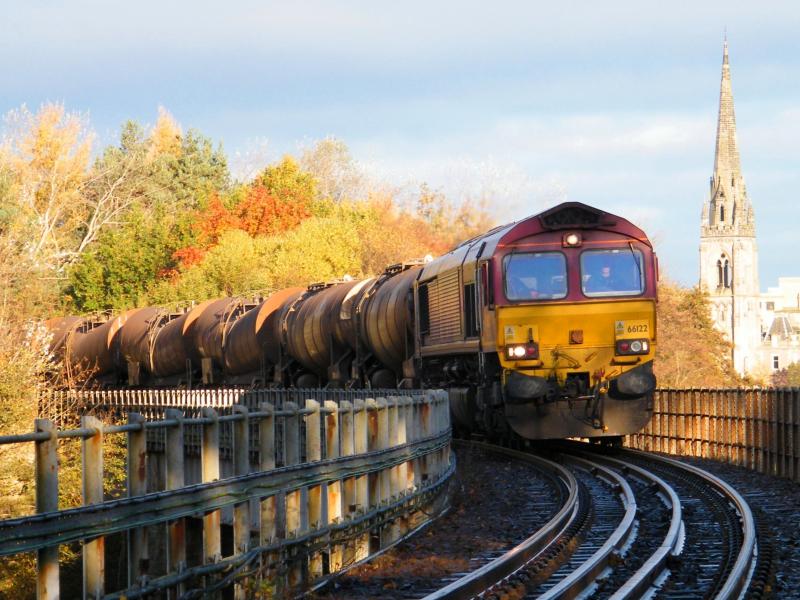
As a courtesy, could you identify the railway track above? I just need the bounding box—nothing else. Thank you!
[426,440,759,600]
[318,440,763,599]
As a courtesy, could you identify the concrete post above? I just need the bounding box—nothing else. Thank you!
[283,402,305,588]
[232,405,250,600]
[35,419,59,600]
[82,415,104,600]
[324,400,343,572]
[165,408,185,599]
[200,408,221,565]
[126,413,148,588]
[258,402,278,587]
[305,399,324,579]
[353,399,370,560]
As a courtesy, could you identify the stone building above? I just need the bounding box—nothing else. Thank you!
[699,39,762,377]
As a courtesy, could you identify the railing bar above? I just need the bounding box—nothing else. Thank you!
[0,431,51,444]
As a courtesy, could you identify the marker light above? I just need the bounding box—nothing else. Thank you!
[616,338,650,356]
[506,343,539,360]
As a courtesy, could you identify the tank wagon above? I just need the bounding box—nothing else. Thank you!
[47,202,657,440]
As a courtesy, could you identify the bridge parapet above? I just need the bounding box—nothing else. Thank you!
[626,387,800,482]
[1,388,453,599]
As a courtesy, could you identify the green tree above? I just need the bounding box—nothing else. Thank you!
[67,204,185,311]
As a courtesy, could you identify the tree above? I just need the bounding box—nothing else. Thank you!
[67,204,179,311]
[255,155,317,204]
[300,138,366,202]
[415,183,495,252]
[0,104,92,267]
[771,362,800,387]
[655,282,741,388]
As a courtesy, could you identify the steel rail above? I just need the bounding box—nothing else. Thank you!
[623,448,756,600]
[568,449,683,599]
[536,454,638,599]
[422,441,578,600]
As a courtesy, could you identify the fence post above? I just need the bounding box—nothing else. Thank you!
[324,400,343,572]
[232,404,251,599]
[35,418,59,600]
[283,401,304,588]
[420,395,432,484]
[200,407,221,565]
[165,408,185,599]
[305,399,324,579]
[127,412,148,588]
[340,400,360,565]
[376,398,390,508]
[82,415,104,600]
[258,402,278,586]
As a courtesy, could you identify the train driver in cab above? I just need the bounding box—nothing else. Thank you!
[582,249,644,296]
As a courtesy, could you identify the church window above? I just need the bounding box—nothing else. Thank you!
[773,355,780,370]
[717,259,723,288]
[723,259,731,288]
[767,302,775,311]
[720,205,725,222]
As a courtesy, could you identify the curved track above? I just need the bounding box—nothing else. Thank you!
[421,441,758,600]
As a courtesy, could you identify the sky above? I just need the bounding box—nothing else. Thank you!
[2,1,799,288]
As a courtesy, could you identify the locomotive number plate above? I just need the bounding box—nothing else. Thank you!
[615,320,649,336]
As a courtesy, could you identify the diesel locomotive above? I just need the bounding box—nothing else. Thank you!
[47,202,657,440]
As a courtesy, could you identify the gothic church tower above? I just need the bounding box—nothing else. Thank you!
[699,39,761,376]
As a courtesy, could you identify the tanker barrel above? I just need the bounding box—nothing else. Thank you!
[69,314,129,377]
[189,297,244,366]
[285,281,363,380]
[361,265,422,375]
[117,307,163,371]
[224,288,304,375]
[44,316,84,362]
[150,311,192,378]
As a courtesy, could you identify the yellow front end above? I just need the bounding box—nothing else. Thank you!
[497,300,656,439]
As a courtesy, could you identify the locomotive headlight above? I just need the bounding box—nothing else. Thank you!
[513,346,526,358]
[562,232,582,247]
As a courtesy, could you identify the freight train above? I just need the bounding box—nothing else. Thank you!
[47,202,657,440]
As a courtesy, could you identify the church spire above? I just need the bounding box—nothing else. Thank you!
[713,38,741,179]
[704,37,754,236]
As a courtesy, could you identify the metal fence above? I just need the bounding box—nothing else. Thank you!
[625,388,800,482]
[1,388,453,599]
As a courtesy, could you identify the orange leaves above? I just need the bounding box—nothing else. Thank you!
[234,185,310,237]
[194,195,240,246]
[172,185,312,270]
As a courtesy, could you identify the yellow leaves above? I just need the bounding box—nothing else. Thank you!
[149,106,182,159]
[0,103,95,268]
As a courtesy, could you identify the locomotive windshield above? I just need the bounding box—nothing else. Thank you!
[504,252,567,300]
[581,248,645,297]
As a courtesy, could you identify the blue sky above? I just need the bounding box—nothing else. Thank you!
[2,1,799,288]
